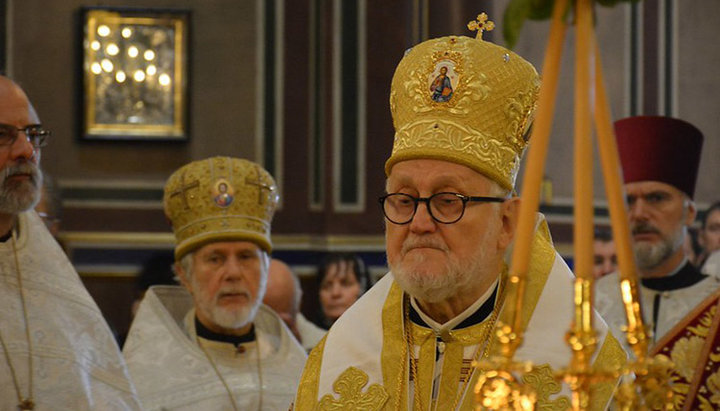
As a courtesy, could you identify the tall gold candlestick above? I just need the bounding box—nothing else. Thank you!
[567,0,597,409]
[501,0,570,359]
[592,41,649,359]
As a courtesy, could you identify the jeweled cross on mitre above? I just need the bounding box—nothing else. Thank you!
[467,13,495,40]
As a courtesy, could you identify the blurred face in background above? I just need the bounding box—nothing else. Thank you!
[701,209,720,255]
[263,259,302,341]
[319,260,362,323]
[593,239,617,278]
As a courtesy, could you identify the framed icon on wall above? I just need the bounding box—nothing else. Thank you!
[82,7,190,141]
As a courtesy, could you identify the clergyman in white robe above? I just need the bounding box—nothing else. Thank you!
[123,285,307,411]
[0,211,141,410]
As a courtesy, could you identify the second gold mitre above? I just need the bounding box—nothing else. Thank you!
[386,19,540,191]
[163,156,279,260]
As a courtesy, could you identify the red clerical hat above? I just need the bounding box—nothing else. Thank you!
[614,116,703,199]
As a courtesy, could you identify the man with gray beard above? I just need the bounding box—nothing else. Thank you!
[0,75,142,410]
[595,116,720,349]
[123,157,306,411]
[294,19,624,410]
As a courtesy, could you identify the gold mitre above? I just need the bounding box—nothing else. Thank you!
[385,14,540,190]
[163,156,279,260]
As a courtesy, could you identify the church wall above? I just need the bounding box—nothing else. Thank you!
[9,0,258,181]
[505,0,720,209]
[676,1,720,206]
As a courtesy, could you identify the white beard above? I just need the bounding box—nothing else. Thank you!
[0,162,42,214]
[390,229,497,304]
[194,283,266,331]
[632,222,685,271]
[209,300,259,330]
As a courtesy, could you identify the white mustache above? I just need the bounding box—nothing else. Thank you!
[216,287,251,299]
[401,236,449,254]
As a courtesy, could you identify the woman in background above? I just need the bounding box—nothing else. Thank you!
[316,253,371,328]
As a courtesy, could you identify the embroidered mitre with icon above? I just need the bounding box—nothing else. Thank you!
[163,156,279,260]
[385,13,540,191]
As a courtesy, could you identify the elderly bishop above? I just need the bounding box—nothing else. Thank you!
[294,16,626,411]
[123,157,306,410]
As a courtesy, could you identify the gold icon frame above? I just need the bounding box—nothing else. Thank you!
[82,8,190,140]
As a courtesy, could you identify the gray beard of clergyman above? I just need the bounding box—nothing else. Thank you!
[180,252,269,331]
[0,162,42,214]
[632,221,685,272]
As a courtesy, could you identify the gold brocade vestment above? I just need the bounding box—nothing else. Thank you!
[294,214,626,411]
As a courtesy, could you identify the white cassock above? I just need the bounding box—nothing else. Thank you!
[123,285,307,411]
[596,260,720,349]
[295,214,626,411]
[296,312,327,351]
[701,250,720,278]
[0,211,141,410]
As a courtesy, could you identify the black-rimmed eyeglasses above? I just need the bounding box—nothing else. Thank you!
[0,123,50,149]
[378,192,506,225]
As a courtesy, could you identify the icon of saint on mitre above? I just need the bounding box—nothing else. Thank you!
[428,61,458,103]
[213,179,235,208]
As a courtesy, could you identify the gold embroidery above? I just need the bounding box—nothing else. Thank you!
[589,332,627,411]
[688,304,717,337]
[164,157,279,259]
[392,119,519,184]
[670,335,705,381]
[386,34,540,190]
[657,303,718,409]
[494,215,556,337]
[414,278,506,410]
[521,364,570,410]
[381,273,508,411]
[708,370,720,406]
[382,282,408,410]
[316,367,389,411]
[671,381,691,411]
[411,325,435,410]
[294,335,327,411]
[505,86,539,149]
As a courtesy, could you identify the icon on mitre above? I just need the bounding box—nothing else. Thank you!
[428,61,458,103]
[213,179,235,208]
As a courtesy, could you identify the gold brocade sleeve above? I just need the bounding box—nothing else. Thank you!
[294,335,327,410]
[590,332,627,411]
[434,335,464,408]
[506,215,556,335]
[381,282,409,410]
[412,327,436,409]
